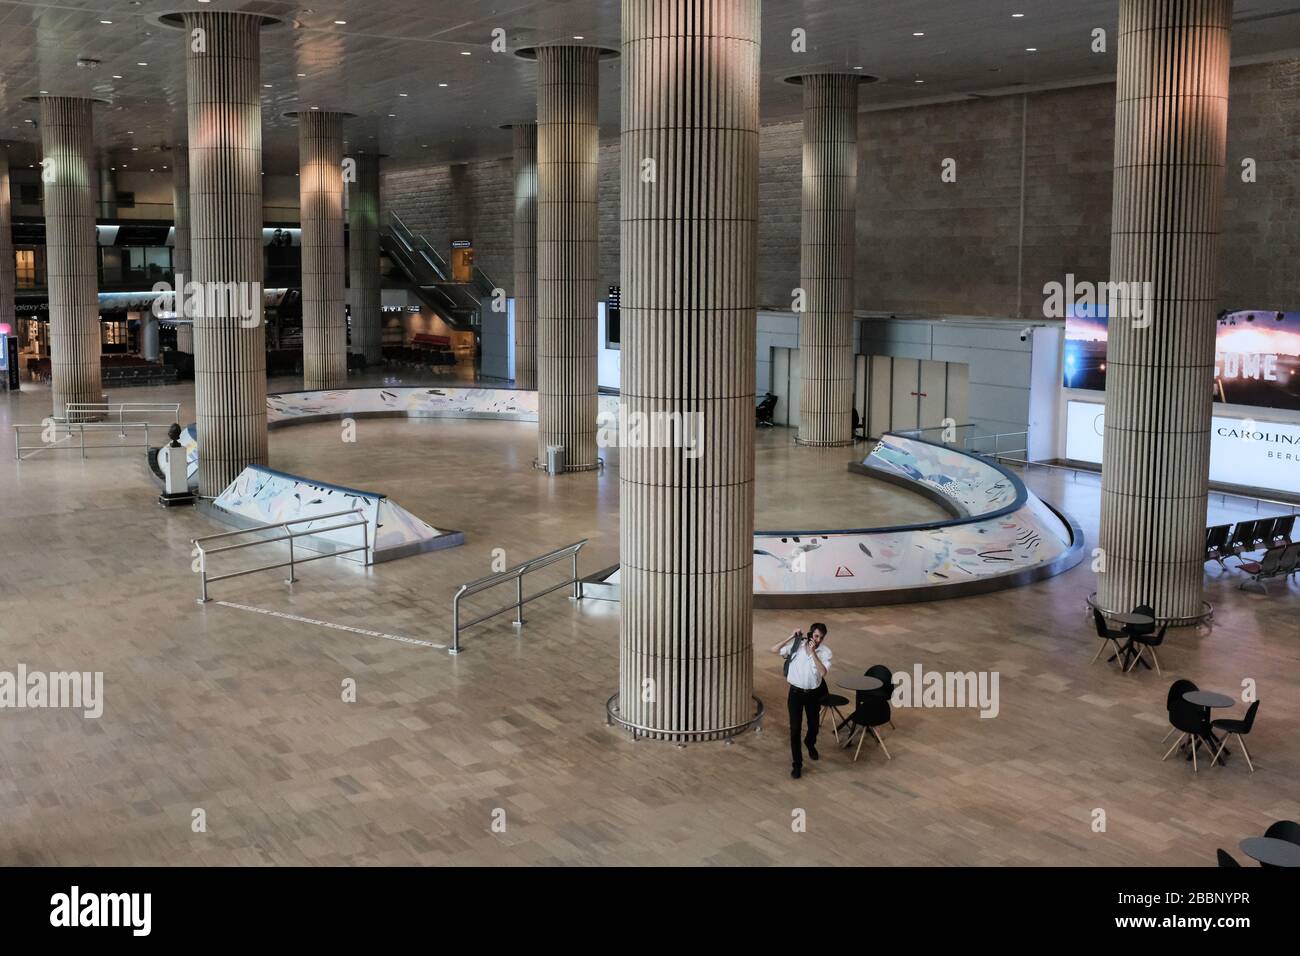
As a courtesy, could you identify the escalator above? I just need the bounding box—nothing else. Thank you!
[380,213,499,331]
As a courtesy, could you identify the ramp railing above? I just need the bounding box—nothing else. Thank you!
[13,421,156,461]
[450,539,587,655]
[192,508,370,603]
[63,402,181,425]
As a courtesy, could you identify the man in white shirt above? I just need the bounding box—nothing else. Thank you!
[770,623,832,779]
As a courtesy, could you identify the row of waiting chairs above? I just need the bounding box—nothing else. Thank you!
[1205,515,1297,592]
[382,344,458,368]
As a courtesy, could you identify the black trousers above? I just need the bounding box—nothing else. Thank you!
[788,681,828,768]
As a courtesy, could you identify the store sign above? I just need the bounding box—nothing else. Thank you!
[1065,400,1300,495]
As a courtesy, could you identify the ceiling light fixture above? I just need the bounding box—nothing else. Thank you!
[460,50,471,56]
[334,20,346,25]
[100,19,113,25]
[1025,47,1037,52]
[438,82,448,87]
[399,92,408,97]
[912,32,925,37]
[137,62,147,66]
[1012,12,1025,17]
[111,74,123,79]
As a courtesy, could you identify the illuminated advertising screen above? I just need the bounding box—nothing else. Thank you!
[1064,309,1300,411]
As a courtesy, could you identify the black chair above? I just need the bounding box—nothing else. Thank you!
[1238,545,1290,593]
[1210,700,1259,772]
[865,664,896,728]
[1263,820,1300,846]
[1091,608,1127,667]
[756,393,777,428]
[1205,524,1233,569]
[1217,848,1241,867]
[1126,622,1167,675]
[1162,679,1198,743]
[818,693,852,744]
[1271,514,1296,546]
[1228,519,1260,561]
[844,694,892,762]
[1162,693,1213,772]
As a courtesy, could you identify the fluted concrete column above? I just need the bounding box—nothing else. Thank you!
[512,122,538,389]
[0,151,14,341]
[535,46,600,469]
[1097,0,1232,624]
[172,147,193,353]
[617,0,760,740]
[39,96,102,415]
[347,152,382,365]
[798,74,859,446]
[298,110,347,389]
[184,11,269,496]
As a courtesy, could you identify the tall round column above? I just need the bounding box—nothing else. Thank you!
[535,46,600,469]
[797,74,860,447]
[1098,0,1232,623]
[171,146,193,354]
[0,150,14,343]
[617,0,761,740]
[512,122,538,389]
[347,152,382,366]
[298,110,347,389]
[38,96,102,415]
[183,11,269,496]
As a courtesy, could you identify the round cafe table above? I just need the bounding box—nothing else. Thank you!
[1239,837,1300,868]
[1182,691,1237,764]
[836,675,883,693]
[1109,610,1155,627]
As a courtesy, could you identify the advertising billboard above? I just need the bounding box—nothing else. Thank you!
[1064,309,1300,411]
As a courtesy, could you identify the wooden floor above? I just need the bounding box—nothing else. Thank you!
[0,376,1296,866]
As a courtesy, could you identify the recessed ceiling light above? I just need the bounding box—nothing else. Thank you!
[398,92,408,96]
[915,79,925,83]
[111,74,123,79]
[1025,47,1037,52]
[263,84,272,88]
[100,19,113,24]
[388,113,396,117]
[460,50,471,56]
[310,105,319,110]
[131,147,138,151]
[39,89,48,94]
[297,72,306,77]
[912,32,925,37]
[573,35,584,40]
[438,82,448,87]
[1012,12,1025,17]
[853,66,863,70]
[137,62,147,67]
[334,20,346,25]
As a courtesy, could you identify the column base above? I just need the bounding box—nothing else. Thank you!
[532,457,604,474]
[605,693,765,743]
[793,436,856,448]
[1087,592,1214,627]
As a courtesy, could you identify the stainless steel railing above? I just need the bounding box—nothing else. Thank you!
[450,539,587,655]
[192,508,370,603]
[13,421,156,460]
[63,401,181,425]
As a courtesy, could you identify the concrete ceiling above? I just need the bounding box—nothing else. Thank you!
[1,0,1298,172]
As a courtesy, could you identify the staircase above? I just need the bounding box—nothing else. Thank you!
[380,213,499,331]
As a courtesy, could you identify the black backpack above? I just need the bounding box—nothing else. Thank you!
[782,636,804,677]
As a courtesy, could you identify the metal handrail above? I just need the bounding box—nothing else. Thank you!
[192,508,370,603]
[450,539,587,655]
[63,401,181,425]
[13,421,154,460]
[965,430,1029,459]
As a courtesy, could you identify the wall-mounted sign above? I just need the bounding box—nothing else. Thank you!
[1065,309,1300,411]
[450,240,474,283]
[1065,400,1300,495]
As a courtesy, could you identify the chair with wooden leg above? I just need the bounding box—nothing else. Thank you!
[1091,609,1127,667]
[1209,700,1259,772]
[845,695,892,763]
[1161,680,1198,743]
[865,664,895,728]
[1162,695,1212,772]
[1126,623,1167,674]
[819,693,851,744]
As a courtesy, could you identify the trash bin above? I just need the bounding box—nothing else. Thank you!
[546,444,566,475]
